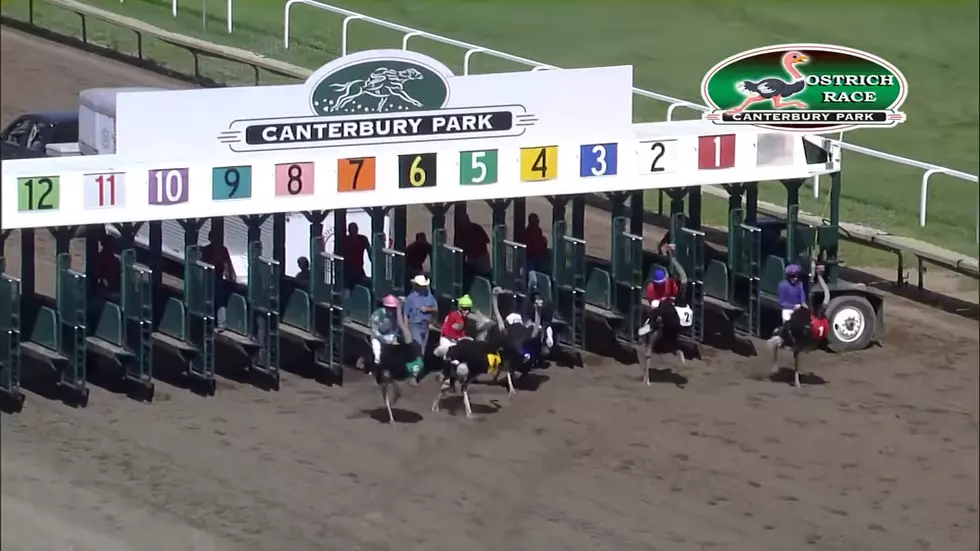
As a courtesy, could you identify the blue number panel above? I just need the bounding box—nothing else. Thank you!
[579,143,618,177]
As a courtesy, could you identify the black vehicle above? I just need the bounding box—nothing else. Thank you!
[1,111,79,159]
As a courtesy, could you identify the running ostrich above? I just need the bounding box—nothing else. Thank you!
[767,264,831,387]
[728,51,810,113]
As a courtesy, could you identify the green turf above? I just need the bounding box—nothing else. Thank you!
[4,0,978,264]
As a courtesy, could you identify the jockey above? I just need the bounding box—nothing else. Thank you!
[778,264,808,322]
[644,249,688,309]
[521,285,554,349]
[434,295,472,360]
[368,295,402,366]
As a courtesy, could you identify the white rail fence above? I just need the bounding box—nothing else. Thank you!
[282,0,979,245]
[120,0,235,33]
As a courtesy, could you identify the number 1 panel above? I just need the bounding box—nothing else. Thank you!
[212,166,252,200]
[337,157,376,192]
[275,162,315,196]
[697,135,736,170]
[83,172,126,209]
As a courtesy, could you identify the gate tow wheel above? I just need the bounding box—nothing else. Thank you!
[825,295,875,352]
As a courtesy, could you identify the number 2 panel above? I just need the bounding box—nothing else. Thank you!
[212,166,252,200]
[337,157,376,192]
[697,135,736,170]
[275,162,315,196]
[17,176,60,212]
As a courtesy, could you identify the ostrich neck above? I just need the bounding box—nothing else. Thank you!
[785,64,803,80]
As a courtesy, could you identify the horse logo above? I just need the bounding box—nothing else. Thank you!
[310,58,450,116]
[329,67,425,112]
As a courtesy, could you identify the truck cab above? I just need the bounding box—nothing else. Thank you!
[1,111,79,159]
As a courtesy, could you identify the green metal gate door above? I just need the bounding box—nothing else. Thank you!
[675,228,706,343]
[372,232,405,299]
[728,211,761,337]
[311,241,344,374]
[492,225,527,293]
[551,221,586,350]
[431,228,463,303]
[248,241,281,380]
[1,260,23,402]
[611,217,644,342]
[121,250,153,385]
[184,246,215,383]
[56,254,87,393]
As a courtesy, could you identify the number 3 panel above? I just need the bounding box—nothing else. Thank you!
[337,157,377,192]
[275,162,315,196]
[212,166,252,200]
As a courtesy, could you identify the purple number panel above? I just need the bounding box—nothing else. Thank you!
[148,168,190,205]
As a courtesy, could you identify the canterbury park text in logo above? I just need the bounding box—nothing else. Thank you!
[217,51,534,152]
[700,43,908,133]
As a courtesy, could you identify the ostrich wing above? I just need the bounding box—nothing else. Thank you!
[782,80,806,98]
[754,78,789,98]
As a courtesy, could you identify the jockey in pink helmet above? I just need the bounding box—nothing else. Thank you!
[369,294,402,366]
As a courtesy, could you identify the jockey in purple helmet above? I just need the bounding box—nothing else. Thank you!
[777,264,808,323]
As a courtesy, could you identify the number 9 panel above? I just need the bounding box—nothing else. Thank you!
[212,166,252,200]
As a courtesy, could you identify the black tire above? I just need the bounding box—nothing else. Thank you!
[79,388,90,408]
[825,295,876,353]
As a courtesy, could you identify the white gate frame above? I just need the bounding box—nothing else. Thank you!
[283,0,979,244]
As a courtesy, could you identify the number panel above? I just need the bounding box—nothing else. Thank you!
[275,162,315,196]
[697,134,736,170]
[398,153,437,189]
[212,166,252,200]
[147,168,189,205]
[636,140,679,174]
[520,146,558,182]
[17,176,60,212]
[579,143,618,177]
[83,172,126,209]
[337,157,376,192]
[459,150,499,185]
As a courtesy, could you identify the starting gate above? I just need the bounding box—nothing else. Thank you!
[311,238,344,374]
[431,228,463,303]
[183,246,216,383]
[248,241,281,381]
[0,258,23,404]
[551,221,586,350]
[120,249,153,385]
[728,210,762,336]
[492,224,527,293]
[56,253,87,394]
[611,216,644,342]
[372,232,405,299]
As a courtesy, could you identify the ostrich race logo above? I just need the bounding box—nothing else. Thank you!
[701,44,908,133]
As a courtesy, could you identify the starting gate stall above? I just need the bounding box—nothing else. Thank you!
[85,247,155,401]
[0,256,25,410]
[1,49,846,402]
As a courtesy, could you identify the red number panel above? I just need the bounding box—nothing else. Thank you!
[697,134,736,170]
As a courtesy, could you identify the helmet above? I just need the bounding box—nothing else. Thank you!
[785,264,801,276]
[382,295,399,308]
[652,268,668,284]
[457,295,473,309]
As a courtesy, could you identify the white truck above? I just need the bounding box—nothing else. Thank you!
[80,87,389,282]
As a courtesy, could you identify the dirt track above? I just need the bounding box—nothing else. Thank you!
[2,27,978,551]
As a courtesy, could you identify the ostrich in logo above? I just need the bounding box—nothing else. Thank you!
[330,67,426,112]
[727,51,810,113]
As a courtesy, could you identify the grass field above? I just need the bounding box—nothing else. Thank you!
[3,0,978,264]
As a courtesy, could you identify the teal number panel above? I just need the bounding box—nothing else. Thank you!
[212,166,252,200]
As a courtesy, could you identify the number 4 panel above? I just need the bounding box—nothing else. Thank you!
[275,162,315,196]
[520,146,557,182]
